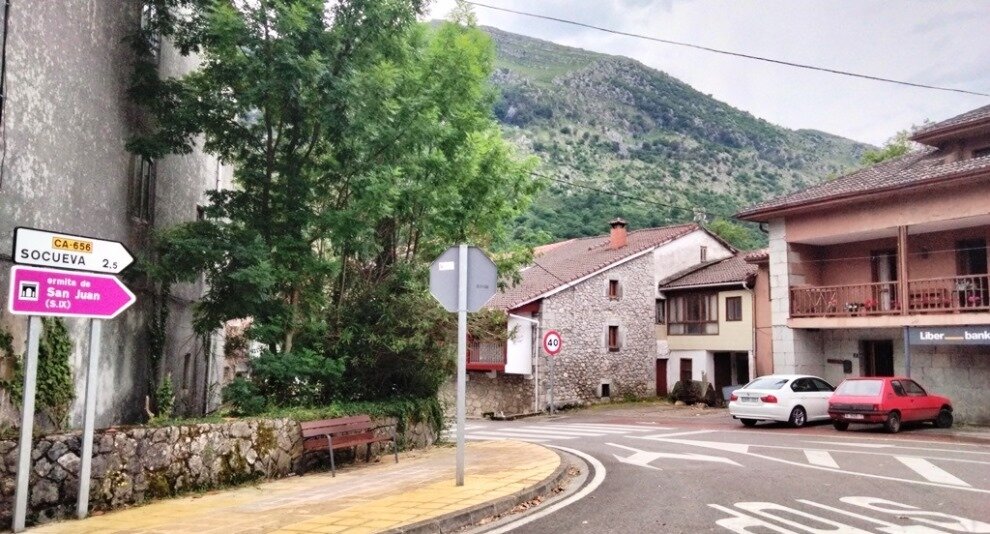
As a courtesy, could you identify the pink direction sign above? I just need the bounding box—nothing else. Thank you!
[7,265,136,319]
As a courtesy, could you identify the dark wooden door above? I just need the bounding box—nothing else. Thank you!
[861,340,894,376]
[656,359,668,396]
[713,352,732,392]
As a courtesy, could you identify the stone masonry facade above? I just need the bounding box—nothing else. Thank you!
[539,253,657,407]
[0,417,436,530]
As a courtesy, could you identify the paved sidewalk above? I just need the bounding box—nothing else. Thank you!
[27,440,561,534]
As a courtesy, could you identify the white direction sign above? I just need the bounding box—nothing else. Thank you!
[13,227,135,274]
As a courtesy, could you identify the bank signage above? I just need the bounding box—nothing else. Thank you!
[909,326,990,345]
[13,227,135,274]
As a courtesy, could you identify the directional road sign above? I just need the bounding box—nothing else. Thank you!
[429,246,497,313]
[13,227,135,274]
[543,329,563,356]
[8,265,136,319]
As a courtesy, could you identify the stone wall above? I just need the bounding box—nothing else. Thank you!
[443,374,534,418]
[540,253,657,406]
[0,417,436,530]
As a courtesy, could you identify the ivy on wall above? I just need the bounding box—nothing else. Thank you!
[0,319,75,429]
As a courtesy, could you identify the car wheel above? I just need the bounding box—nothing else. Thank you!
[934,409,953,429]
[884,411,901,433]
[789,406,807,428]
[740,419,757,427]
[832,421,849,431]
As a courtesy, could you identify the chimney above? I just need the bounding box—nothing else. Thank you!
[609,218,628,249]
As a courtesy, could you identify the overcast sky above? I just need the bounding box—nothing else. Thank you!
[426,1,990,146]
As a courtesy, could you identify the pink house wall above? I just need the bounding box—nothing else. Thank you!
[785,177,990,244]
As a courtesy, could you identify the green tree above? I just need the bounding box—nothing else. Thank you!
[860,130,913,165]
[131,1,538,406]
[705,218,765,251]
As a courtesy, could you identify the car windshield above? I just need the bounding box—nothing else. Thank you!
[835,379,883,396]
[744,377,788,390]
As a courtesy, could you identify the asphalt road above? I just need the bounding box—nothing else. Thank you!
[458,403,990,533]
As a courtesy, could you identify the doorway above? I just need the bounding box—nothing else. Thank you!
[680,358,693,382]
[713,352,732,392]
[860,340,894,376]
[656,359,668,396]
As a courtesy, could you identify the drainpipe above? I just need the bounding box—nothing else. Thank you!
[744,278,756,381]
[509,313,541,413]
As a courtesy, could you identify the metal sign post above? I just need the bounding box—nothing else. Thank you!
[76,319,101,518]
[455,245,468,486]
[429,244,497,488]
[542,330,562,416]
[12,316,41,533]
[7,228,136,528]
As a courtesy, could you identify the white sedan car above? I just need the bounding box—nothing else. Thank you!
[728,374,835,427]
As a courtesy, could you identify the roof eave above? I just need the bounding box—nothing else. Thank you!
[735,166,990,222]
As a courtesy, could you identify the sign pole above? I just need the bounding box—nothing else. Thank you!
[549,357,555,416]
[13,316,42,533]
[77,319,102,519]
[455,243,467,487]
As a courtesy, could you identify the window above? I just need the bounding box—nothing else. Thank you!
[667,293,718,335]
[744,377,787,390]
[790,378,813,392]
[130,156,156,223]
[902,379,927,396]
[726,296,743,321]
[141,2,162,65]
[607,279,620,300]
[680,358,693,382]
[810,378,835,392]
[835,379,882,396]
[700,246,708,262]
[607,325,621,352]
[655,299,665,324]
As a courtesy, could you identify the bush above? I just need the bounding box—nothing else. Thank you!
[222,378,266,416]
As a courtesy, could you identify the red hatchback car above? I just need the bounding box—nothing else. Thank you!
[828,377,953,433]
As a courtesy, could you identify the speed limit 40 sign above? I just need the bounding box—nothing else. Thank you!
[543,330,563,356]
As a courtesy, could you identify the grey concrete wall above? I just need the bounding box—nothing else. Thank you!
[540,253,658,406]
[0,1,226,428]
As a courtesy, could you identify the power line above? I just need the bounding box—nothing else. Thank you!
[466,2,990,98]
[529,170,738,220]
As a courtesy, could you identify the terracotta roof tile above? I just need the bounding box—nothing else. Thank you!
[660,252,757,289]
[744,248,769,263]
[912,104,990,140]
[736,147,990,219]
[488,223,699,310]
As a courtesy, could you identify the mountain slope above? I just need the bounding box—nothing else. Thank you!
[485,27,872,244]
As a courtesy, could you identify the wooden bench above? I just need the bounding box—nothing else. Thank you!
[300,415,398,477]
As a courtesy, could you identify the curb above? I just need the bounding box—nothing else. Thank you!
[383,448,571,534]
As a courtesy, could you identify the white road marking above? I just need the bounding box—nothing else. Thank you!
[804,450,839,469]
[559,423,658,431]
[636,429,717,440]
[607,443,741,467]
[805,440,990,455]
[796,499,909,529]
[465,432,552,442]
[896,456,970,487]
[480,446,607,534]
[644,437,990,494]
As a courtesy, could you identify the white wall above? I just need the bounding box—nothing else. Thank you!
[653,229,735,296]
[504,314,534,375]
[670,349,711,383]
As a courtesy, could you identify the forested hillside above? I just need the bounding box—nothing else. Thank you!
[486,27,871,246]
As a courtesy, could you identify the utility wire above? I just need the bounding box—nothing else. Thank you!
[467,1,990,98]
[529,170,737,220]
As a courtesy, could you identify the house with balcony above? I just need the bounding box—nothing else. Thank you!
[656,251,772,401]
[737,104,990,424]
[449,219,737,417]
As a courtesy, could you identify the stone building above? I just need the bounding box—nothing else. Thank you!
[453,219,737,417]
[737,104,990,424]
[0,1,230,428]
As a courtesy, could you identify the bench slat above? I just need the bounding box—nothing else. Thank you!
[301,421,381,438]
[300,415,371,430]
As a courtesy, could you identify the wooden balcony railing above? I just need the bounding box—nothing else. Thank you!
[791,282,899,318]
[790,274,990,318]
[907,275,990,313]
[467,339,506,371]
